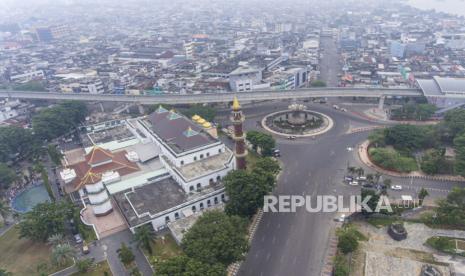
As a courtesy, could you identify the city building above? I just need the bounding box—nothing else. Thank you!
[59,103,239,232]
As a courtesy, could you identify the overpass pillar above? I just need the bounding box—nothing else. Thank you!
[378,96,385,110]
[138,104,145,115]
[99,102,105,112]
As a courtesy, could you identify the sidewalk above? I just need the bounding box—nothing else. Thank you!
[358,140,465,182]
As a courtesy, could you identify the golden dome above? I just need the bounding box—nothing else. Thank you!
[232,96,241,111]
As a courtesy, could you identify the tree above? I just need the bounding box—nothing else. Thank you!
[32,101,88,141]
[454,133,465,177]
[336,227,359,254]
[310,80,327,87]
[133,225,155,255]
[0,126,37,162]
[154,255,226,276]
[368,129,386,147]
[384,124,436,152]
[355,167,364,177]
[246,131,276,156]
[117,242,135,266]
[444,109,465,138]
[435,187,465,227]
[34,162,55,201]
[361,189,380,215]
[0,163,16,190]
[254,157,281,176]
[47,233,64,247]
[130,267,142,276]
[418,188,429,206]
[76,258,94,273]
[224,170,273,217]
[182,210,248,266]
[51,244,75,267]
[47,145,63,167]
[182,104,217,122]
[19,201,73,242]
[383,178,392,190]
[421,148,446,175]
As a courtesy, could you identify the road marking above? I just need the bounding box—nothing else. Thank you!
[266,253,271,261]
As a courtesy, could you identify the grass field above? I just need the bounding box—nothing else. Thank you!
[72,260,112,276]
[145,234,182,266]
[0,226,68,276]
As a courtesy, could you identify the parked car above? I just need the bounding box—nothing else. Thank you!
[74,234,83,244]
[356,176,367,181]
[273,149,281,157]
[287,135,297,140]
[362,183,374,188]
[391,185,403,190]
[344,176,353,181]
[349,181,359,186]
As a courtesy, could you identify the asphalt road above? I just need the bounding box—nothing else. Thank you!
[319,36,341,87]
[233,101,465,276]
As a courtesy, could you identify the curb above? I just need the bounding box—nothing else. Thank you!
[358,140,465,182]
[227,209,264,276]
[261,110,334,138]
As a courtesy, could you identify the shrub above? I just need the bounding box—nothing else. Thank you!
[369,147,417,172]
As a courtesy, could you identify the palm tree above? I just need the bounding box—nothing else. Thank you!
[51,244,75,267]
[418,188,429,206]
[383,178,392,189]
[47,233,64,247]
[133,225,155,255]
[347,166,356,175]
[356,167,365,177]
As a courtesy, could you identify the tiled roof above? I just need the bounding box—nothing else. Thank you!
[69,147,140,191]
[146,107,218,154]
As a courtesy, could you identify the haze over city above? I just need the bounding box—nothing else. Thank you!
[0,0,465,276]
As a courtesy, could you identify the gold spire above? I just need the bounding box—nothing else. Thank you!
[232,96,241,111]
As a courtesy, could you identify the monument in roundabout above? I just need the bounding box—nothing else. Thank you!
[262,99,333,137]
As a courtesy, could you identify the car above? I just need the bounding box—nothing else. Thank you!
[344,176,353,181]
[74,234,83,244]
[287,135,296,140]
[356,176,367,181]
[332,104,340,110]
[340,108,348,112]
[391,185,403,190]
[273,149,281,157]
[334,214,346,222]
[349,181,359,186]
[362,183,374,188]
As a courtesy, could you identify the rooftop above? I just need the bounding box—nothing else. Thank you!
[113,177,187,227]
[163,148,233,181]
[144,107,218,154]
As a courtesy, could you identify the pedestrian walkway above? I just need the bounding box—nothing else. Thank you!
[100,229,153,276]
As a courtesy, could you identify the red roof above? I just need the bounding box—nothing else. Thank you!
[68,147,140,191]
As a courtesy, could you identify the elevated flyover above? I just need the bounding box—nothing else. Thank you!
[0,87,423,105]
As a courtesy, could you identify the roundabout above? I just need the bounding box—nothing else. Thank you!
[261,101,334,137]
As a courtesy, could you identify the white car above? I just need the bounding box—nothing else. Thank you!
[349,181,359,186]
[391,185,403,190]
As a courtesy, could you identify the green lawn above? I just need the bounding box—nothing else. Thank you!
[71,260,112,276]
[0,226,69,276]
[366,217,399,228]
[145,234,182,265]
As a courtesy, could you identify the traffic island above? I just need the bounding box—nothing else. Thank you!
[261,106,333,138]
